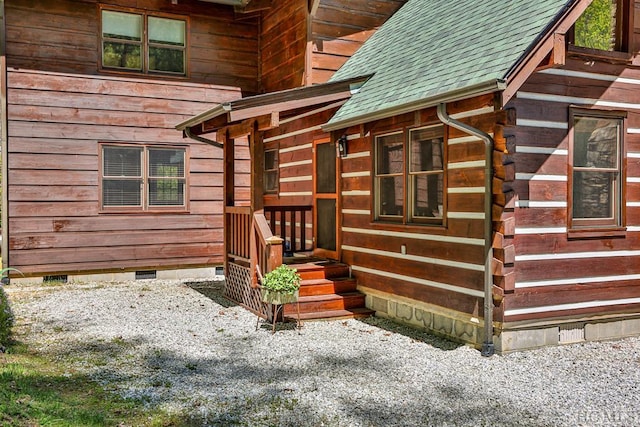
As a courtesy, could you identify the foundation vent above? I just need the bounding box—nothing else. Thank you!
[43,275,68,283]
[559,323,585,344]
[135,270,157,280]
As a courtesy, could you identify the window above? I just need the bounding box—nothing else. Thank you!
[264,149,278,194]
[101,145,187,211]
[409,126,444,222]
[569,109,624,229]
[374,125,445,224]
[571,0,632,52]
[101,9,186,75]
[375,132,404,219]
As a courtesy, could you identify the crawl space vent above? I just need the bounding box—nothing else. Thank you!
[559,323,585,344]
[135,270,157,280]
[43,275,68,283]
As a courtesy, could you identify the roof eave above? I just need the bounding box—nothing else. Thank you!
[322,79,507,132]
[175,104,231,131]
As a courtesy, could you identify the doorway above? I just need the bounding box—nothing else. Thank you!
[313,138,339,259]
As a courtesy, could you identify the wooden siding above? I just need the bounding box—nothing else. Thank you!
[309,0,406,84]
[262,95,501,318]
[6,69,246,276]
[260,0,308,92]
[5,0,260,93]
[503,57,640,323]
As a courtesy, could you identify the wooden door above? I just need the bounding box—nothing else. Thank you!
[313,138,339,259]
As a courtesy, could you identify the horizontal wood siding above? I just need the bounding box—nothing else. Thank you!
[310,0,406,84]
[5,0,260,92]
[504,57,640,323]
[7,69,244,276]
[260,0,308,92]
[339,95,501,317]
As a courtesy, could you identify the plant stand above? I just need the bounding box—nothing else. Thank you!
[257,289,302,334]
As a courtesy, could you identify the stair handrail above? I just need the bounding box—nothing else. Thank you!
[250,209,283,288]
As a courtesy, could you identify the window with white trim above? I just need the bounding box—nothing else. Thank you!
[101,145,187,211]
[101,8,187,75]
[569,109,624,229]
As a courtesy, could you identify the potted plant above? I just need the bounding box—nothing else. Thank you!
[260,264,301,305]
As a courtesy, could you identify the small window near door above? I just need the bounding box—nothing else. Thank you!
[569,109,625,230]
[264,149,278,194]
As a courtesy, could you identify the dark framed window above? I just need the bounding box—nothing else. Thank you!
[101,144,187,211]
[374,125,445,224]
[570,0,633,53]
[569,109,625,230]
[375,132,404,220]
[409,126,444,222]
[264,149,279,194]
[101,8,187,75]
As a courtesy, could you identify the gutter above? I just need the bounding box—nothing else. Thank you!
[437,103,495,357]
[176,103,230,132]
[323,79,506,133]
[183,126,224,149]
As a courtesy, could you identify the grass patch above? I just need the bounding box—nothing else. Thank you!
[0,341,200,427]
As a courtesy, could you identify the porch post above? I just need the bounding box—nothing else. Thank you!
[250,122,264,212]
[222,130,233,276]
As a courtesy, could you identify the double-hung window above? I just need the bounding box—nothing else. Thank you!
[374,125,445,224]
[101,8,187,75]
[101,145,187,211]
[569,109,625,230]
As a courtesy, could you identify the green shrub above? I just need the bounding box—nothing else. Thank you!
[0,285,14,346]
[262,264,301,294]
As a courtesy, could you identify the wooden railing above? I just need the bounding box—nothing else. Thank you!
[226,206,252,263]
[264,205,313,253]
[250,209,283,288]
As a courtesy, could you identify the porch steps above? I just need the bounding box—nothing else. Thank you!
[282,259,373,321]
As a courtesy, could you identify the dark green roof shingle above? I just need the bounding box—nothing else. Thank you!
[326,0,573,129]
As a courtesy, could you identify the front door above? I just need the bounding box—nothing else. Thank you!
[313,138,339,259]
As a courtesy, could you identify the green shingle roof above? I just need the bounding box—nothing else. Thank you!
[325,0,574,130]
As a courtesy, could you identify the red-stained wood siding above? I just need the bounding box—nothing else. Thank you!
[5,0,260,93]
[260,0,308,92]
[6,68,246,276]
[503,56,640,323]
[309,0,406,84]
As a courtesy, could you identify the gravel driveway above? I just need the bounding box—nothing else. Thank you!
[6,278,640,426]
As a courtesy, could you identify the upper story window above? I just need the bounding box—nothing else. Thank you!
[569,109,625,230]
[374,125,445,224]
[101,8,187,75]
[101,144,187,211]
[571,0,633,53]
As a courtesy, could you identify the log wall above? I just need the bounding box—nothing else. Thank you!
[503,57,640,324]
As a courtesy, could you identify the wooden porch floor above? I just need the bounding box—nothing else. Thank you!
[282,256,374,321]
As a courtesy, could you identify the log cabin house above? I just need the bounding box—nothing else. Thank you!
[0,0,405,280]
[177,0,640,353]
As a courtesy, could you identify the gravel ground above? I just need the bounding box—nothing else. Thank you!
[5,278,640,427]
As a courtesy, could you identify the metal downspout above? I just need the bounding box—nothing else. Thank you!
[437,103,495,357]
[183,127,224,149]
